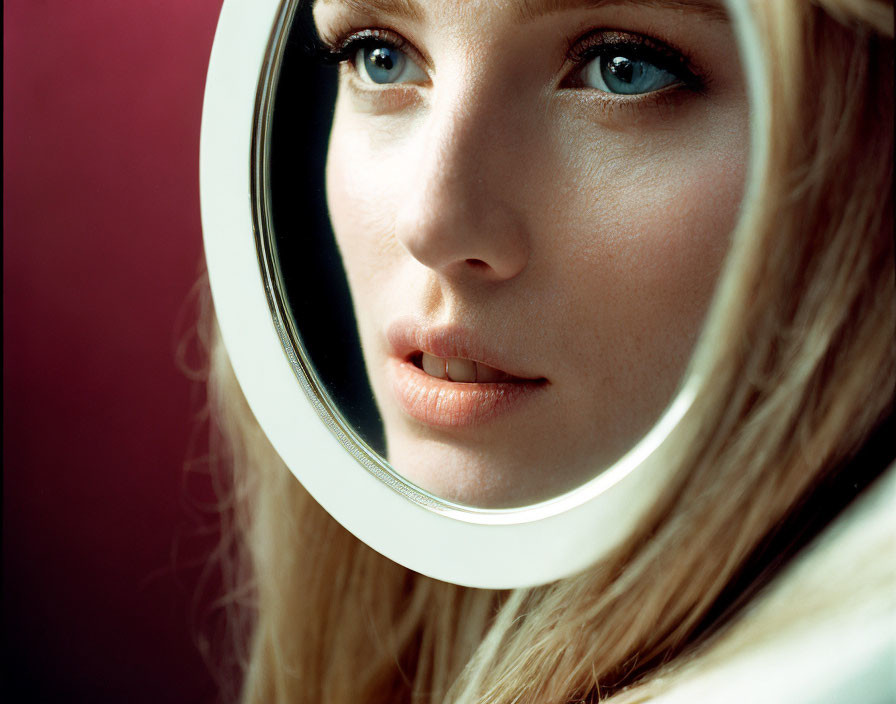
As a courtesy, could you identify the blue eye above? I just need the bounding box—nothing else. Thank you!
[355,43,426,85]
[581,54,679,95]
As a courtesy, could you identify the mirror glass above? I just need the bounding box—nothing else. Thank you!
[259,0,748,509]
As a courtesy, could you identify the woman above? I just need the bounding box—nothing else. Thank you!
[200,0,894,701]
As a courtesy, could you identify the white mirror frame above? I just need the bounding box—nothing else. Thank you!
[200,0,767,589]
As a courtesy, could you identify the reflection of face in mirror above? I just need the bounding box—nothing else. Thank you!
[313,0,748,508]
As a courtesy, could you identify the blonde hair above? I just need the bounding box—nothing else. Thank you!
[201,1,894,701]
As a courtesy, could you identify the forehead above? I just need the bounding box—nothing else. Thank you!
[313,0,730,24]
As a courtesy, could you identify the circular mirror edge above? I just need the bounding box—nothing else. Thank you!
[200,0,770,588]
[250,0,695,524]
[252,0,771,524]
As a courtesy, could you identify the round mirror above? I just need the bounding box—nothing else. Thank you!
[201,0,763,586]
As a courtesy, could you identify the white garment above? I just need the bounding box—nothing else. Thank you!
[650,465,896,704]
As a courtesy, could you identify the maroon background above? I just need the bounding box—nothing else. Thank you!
[4,2,227,701]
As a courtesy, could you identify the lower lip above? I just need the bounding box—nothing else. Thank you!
[387,358,546,428]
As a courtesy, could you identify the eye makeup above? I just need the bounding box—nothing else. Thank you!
[315,26,709,112]
[316,27,425,73]
[310,0,730,128]
[564,30,708,95]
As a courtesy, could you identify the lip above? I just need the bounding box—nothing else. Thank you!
[385,321,548,428]
[386,321,544,379]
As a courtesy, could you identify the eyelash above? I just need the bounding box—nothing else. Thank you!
[314,26,707,98]
[316,27,420,70]
[565,31,707,95]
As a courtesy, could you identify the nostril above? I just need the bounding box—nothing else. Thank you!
[465,258,490,270]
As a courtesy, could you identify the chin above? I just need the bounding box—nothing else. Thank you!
[383,427,603,509]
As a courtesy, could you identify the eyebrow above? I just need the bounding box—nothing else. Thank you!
[315,0,424,22]
[515,0,729,23]
[314,0,729,25]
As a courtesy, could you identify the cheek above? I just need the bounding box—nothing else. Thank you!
[546,122,748,369]
[326,117,405,295]
[636,154,743,364]
[623,148,745,297]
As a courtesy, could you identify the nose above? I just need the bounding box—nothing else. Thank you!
[394,89,530,282]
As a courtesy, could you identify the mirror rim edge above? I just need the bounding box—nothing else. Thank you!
[200,0,769,587]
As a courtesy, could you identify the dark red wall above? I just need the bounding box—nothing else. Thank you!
[4,2,226,701]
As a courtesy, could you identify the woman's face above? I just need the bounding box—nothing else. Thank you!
[314,0,748,508]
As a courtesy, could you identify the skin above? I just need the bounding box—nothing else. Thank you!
[314,0,749,508]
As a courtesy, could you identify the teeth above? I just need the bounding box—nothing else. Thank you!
[475,362,508,382]
[446,357,477,382]
[419,352,513,383]
[421,352,447,379]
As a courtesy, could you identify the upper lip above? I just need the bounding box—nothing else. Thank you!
[386,319,546,382]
